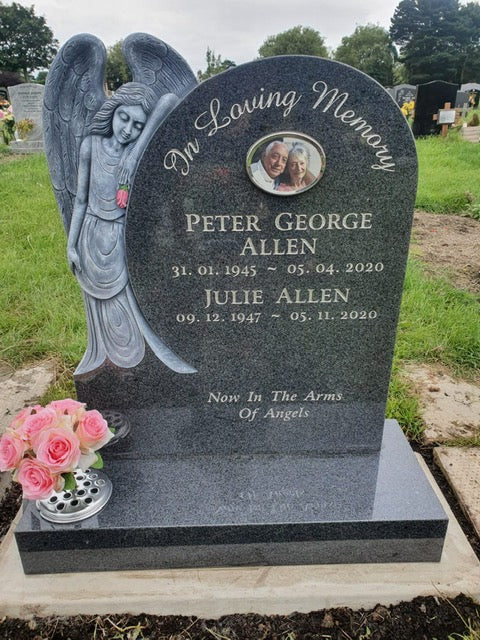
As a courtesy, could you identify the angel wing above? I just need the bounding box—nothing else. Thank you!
[43,34,107,233]
[44,33,197,234]
[123,33,197,100]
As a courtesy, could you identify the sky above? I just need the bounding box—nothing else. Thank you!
[30,0,401,74]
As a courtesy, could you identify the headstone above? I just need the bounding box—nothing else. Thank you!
[7,83,44,152]
[413,80,458,137]
[460,82,480,93]
[469,90,480,108]
[455,91,469,108]
[460,83,480,109]
[15,39,447,574]
[392,83,416,107]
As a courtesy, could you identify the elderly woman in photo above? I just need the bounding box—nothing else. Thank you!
[277,144,314,192]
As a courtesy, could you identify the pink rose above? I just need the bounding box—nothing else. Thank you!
[47,399,86,416]
[8,405,42,431]
[0,433,27,471]
[15,458,60,500]
[76,410,113,451]
[35,427,81,472]
[47,399,86,425]
[116,188,128,209]
[17,407,58,447]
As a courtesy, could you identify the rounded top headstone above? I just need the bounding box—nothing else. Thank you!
[126,56,417,453]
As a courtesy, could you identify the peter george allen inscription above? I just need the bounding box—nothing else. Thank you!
[174,211,380,319]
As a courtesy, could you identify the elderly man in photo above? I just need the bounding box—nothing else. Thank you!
[250,140,288,191]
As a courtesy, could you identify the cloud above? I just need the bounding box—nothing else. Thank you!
[33,0,400,73]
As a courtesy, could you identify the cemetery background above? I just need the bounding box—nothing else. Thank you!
[0,123,479,638]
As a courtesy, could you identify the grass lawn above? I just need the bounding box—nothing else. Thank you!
[416,134,480,215]
[0,134,479,438]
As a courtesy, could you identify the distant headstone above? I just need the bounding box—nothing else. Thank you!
[456,91,469,108]
[413,80,458,137]
[469,90,480,108]
[7,83,44,152]
[16,40,447,574]
[461,83,480,93]
[392,83,416,106]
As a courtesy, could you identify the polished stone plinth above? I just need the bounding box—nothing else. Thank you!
[15,420,447,574]
[2,455,476,618]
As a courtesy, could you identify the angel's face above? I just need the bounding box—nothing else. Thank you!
[112,104,147,145]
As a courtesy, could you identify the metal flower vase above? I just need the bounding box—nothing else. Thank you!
[36,468,112,523]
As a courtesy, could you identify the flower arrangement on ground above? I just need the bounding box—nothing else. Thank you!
[17,117,34,139]
[0,99,16,144]
[0,400,114,500]
[400,100,415,125]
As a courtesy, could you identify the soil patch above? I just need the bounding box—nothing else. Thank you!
[0,595,479,640]
[0,482,21,542]
[412,210,480,293]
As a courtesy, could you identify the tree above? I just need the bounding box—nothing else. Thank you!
[0,69,22,86]
[34,70,47,84]
[258,26,328,58]
[457,2,480,82]
[197,48,235,81]
[0,2,58,81]
[334,25,396,86]
[390,0,480,84]
[105,40,131,90]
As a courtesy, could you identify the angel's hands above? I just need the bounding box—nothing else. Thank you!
[118,151,137,187]
[67,246,81,274]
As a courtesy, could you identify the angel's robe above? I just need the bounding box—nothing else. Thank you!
[74,136,195,376]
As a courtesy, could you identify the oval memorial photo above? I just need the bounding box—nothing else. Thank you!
[246,132,326,196]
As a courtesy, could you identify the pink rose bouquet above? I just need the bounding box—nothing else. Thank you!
[0,400,114,500]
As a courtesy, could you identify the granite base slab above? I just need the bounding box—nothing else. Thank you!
[9,140,44,153]
[2,455,477,618]
[15,420,447,574]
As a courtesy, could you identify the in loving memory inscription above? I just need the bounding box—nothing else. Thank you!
[164,80,396,174]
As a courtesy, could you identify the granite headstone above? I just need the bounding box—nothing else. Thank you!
[392,83,416,107]
[461,82,480,93]
[455,91,469,108]
[16,46,448,574]
[413,80,458,137]
[7,83,45,152]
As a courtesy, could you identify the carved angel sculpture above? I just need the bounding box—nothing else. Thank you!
[44,33,198,376]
